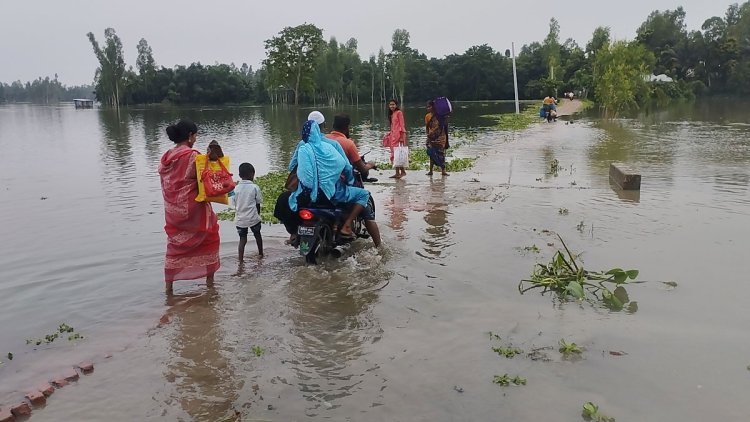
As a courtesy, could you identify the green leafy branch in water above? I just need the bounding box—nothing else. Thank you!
[582,402,615,422]
[251,345,265,357]
[26,323,83,346]
[493,374,527,386]
[518,235,640,309]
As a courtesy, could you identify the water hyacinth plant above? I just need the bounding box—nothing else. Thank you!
[518,235,640,309]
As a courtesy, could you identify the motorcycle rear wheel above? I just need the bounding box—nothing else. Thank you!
[305,224,332,264]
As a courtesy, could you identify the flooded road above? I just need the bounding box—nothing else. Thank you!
[1,101,749,421]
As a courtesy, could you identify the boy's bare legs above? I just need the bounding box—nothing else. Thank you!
[238,235,247,263]
[251,223,263,257]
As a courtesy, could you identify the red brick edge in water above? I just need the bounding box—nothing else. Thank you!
[0,360,99,422]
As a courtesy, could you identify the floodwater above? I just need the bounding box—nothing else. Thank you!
[0,100,749,421]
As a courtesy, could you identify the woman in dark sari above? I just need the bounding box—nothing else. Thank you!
[425,101,449,176]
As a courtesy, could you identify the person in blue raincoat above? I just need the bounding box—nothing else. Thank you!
[288,120,370,238]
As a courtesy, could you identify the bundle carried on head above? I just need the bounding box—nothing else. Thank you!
[433,97,452,117]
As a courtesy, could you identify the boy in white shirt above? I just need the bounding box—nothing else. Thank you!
[232,163,263,261]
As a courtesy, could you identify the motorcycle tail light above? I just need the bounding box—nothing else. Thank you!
[299,209,314,220]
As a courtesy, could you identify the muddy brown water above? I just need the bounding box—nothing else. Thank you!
[1,101,749,421]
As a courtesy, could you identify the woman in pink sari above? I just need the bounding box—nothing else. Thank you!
[159,119,220,294]
[382,99,407,178]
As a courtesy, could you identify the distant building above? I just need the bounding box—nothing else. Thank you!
[644,74,674,83]
[73,99,94,109]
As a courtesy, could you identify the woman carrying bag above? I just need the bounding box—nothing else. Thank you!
[383,99,408,179]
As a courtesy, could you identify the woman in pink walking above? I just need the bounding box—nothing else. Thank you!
[382,99,407,179]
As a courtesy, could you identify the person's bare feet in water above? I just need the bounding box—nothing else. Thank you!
[441,171,450,176]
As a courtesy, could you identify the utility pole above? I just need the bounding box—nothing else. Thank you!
[512,42,520,114]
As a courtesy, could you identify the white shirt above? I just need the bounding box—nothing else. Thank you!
[231,180,262,228]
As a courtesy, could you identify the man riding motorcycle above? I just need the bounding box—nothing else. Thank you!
[326,113,381,247]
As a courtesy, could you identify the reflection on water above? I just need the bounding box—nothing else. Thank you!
[163,288,239,420]
[284,263,382,416]
[416,179,453,262]
[386,181,410,239]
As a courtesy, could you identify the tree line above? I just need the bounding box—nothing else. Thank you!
[4,2,750,116]
[0,75,93,103]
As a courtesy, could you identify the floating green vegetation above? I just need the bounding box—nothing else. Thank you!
[446,157,477,172]
[251,345,265,357]
[493,374,527,386]
[577,221,586,232]
[582,402,615,422]
[254,171,287,223]
[521,245,541,254]
[559,208,569,215]
[218,171,287,224]
[519,235,640,309]
[492,346,524,359]
[378,148,477,172]
[487,331,502,341]
[26,323,83,346]
[559,339,583,356]
[549,158,560,176]
[482,104,541,131]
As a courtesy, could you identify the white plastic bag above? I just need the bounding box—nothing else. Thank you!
[393,145,409,168]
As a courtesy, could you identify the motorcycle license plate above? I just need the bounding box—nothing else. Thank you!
[298,226,315,236]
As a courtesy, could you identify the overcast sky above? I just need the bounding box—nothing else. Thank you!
[0,0,739,86]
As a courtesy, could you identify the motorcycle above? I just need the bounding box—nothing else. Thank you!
[296,153,377,264]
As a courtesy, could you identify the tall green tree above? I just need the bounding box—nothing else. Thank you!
[86,28,126,107]
[377,48,387,102]
[389,29,411,105]
[636,7,689,78]
[593,41,655,118]
[136,38,156,102]
[263,23,324,105]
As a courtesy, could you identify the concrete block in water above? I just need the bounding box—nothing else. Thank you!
[9,402,31,417]
[37,383,55,397]
[609,163,641,190]
[24,391,45,407]
[0,407,15,422]
[77,361,94,374]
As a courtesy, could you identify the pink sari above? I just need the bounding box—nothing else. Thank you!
[383,110,406,162]
[159,145,220,282]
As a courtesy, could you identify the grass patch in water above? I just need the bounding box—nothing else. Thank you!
[481,104,541,131]
[579,99,595,112]
[378,148,476,172]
